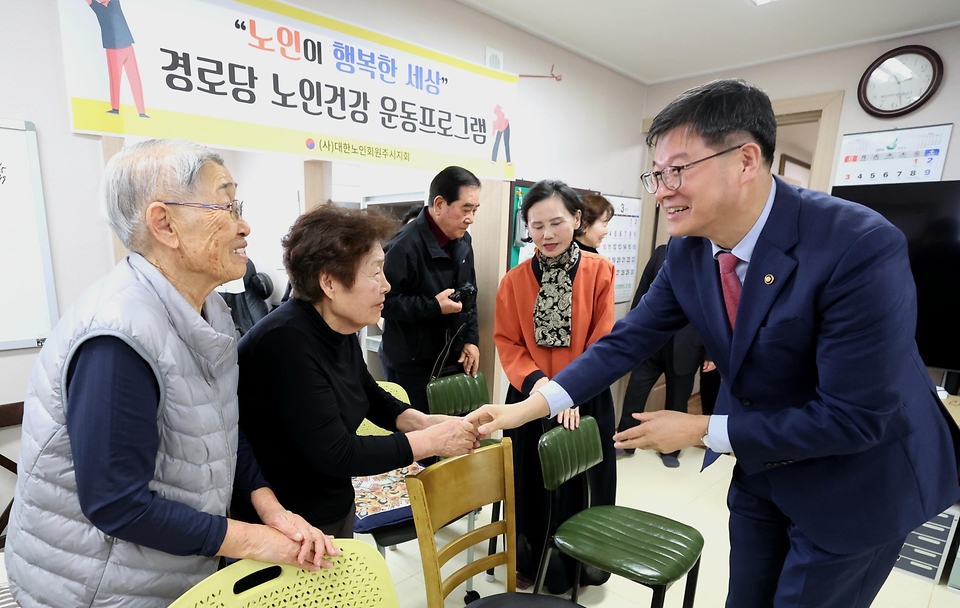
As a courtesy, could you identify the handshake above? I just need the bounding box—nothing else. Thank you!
[419,399,549,458]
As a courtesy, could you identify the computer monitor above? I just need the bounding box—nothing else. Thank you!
[833,181,960,371]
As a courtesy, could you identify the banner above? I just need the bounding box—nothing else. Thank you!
[58,0,518,179]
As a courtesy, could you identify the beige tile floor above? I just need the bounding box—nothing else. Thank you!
[0,448,955,607]
[354,448,959,608]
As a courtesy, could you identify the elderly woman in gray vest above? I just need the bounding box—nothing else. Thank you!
[4,139,338,608]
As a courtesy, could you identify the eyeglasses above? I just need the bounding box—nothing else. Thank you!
[162,200,243,220]
[640,144,748,195]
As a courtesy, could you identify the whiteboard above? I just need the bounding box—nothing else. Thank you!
[597,195,642,303]
[0,119,59,350]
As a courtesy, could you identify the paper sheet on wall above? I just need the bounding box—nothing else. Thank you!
[834,124,953,186]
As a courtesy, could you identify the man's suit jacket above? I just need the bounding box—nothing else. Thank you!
[633,245,703,375]
[554,177,960,554]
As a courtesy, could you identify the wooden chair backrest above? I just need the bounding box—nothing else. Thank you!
[406,439,517,608]
[0,401,23,548]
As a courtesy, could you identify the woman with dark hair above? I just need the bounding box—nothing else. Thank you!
[576,194,614,253]
[494,180,618,594]
[233,205,479,537]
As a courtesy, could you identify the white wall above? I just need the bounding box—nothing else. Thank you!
[643,26,960,184]
[0,2,114,404]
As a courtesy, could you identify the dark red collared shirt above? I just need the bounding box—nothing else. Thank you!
[424,209,455,254]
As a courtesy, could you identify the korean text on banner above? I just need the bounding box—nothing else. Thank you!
[58,0,518,179]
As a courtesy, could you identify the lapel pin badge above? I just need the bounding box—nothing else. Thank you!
[764,274,775,285]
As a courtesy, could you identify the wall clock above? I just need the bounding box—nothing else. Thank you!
[857,45,943,118]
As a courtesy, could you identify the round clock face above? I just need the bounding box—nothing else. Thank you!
[866,53,934,111]
[859,45,943,118]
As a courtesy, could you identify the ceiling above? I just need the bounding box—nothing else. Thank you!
[454,0,960,84]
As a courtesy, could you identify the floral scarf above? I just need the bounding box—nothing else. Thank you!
[533,241,580,347]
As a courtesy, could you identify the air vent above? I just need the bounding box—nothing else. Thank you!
[485,47,504,71]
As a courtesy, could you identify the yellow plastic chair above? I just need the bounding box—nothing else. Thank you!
[169,539,398,607]
[354,382,420,557]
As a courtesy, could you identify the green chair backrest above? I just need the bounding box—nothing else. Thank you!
[537,415,603,491]
[169,539,399,607]
[425,372,489,416]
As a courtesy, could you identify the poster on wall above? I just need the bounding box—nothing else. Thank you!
[834,124,952,186]
[597,195,641,304]
[57,0,518,179]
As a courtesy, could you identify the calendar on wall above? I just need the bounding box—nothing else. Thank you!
[597,195,642,304]
[834,124,953,186]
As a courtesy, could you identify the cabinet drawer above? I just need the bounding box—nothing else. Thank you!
[906,531,946,553]
[899,543,942,567]
[932,510,955,528]
[917,520,951,541]
[894,555,938,580]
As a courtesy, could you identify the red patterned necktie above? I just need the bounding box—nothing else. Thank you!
[718,252,742,330]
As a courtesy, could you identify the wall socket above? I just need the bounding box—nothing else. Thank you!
[485,47,504,71]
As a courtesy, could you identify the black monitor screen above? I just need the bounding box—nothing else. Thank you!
[833,181,960,371]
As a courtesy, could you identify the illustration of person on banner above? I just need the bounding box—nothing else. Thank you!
[84,0,149,118]
[492,104,511,164]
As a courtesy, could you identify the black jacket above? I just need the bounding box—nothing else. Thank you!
[381,209,479,375]
[633,244,705,375]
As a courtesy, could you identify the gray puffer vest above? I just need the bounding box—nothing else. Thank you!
[5,253,240,607]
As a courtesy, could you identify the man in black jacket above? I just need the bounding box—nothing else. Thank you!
[381,166,481,413]
[619,243,717,467]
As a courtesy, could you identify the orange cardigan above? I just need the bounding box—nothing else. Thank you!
[494,252,616,392]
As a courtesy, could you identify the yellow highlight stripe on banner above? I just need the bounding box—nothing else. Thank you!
[71,97,514,180]
[233,0,518,83]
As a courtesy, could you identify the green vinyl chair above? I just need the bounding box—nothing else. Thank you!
[169,539,398,608]
[535,416,704,608]
[425,371,490,417]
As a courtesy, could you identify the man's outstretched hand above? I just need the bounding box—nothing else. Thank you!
[466,393,550,438]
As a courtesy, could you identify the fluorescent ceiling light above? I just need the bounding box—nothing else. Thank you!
[882,57,914,80]
[751,0,782,5]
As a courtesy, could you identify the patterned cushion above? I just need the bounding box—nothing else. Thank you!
[353,463,422,534]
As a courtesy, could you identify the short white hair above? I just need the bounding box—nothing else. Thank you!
[100,139,224,252]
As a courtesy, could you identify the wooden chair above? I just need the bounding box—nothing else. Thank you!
[535,416,704,607]
[170,539,398,608]
[425,372,502,585]
[407,440,582,607]
[0,400,23,550]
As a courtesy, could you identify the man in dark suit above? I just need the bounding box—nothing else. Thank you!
[470,79,960,607]
[619,244,715,467]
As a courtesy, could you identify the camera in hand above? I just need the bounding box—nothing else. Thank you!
[449,282,477,311]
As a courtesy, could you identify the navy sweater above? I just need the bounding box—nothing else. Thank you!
[65,336,267,556]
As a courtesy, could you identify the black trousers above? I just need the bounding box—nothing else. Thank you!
[619,342,697,456]
[699,368,721,416]
[382,363,465,415]
[316,509,355,539]
[382,367,431,414]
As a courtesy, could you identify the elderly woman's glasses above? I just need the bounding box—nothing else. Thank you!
[162,200,244,220]
[640,144,747,195]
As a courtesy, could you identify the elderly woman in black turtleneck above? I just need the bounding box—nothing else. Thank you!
[233,205,479,537]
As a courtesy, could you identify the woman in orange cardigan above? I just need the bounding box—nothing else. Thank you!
[494,180,617,595]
